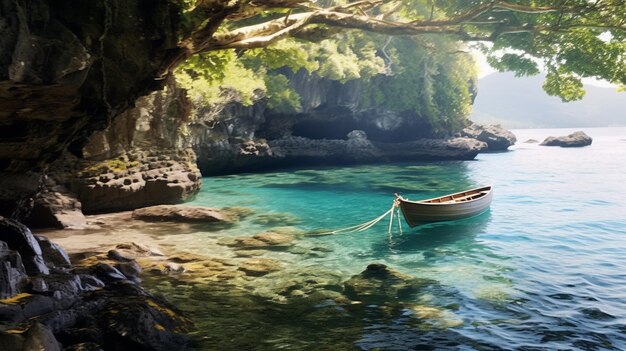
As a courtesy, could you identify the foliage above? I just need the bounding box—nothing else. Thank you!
[176,32,389,110]
[359,36,475,133]
[543,71,585,102]
[172,0,625,130]
[265,73,302,112]
[176,29,475,133]
[174,0,625,103]
[175,50,265,107]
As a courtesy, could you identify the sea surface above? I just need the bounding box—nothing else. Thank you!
[148,127,626,350]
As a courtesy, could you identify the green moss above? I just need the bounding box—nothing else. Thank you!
[79,159,141,177]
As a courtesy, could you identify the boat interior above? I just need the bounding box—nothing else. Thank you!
[422,189,490,204]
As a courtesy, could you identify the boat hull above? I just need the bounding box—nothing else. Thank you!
[398,186,492,227]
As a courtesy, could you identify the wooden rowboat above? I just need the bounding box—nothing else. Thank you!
[395,185,492,227]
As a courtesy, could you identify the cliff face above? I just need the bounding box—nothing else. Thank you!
[0,0,481,218]
[191,69,477,175]
[64,79,201,215]
[262,69,436,142]
[0,0,181,217]
[20,79,201,228]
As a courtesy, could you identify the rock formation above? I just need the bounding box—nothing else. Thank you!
[191,69,481,175]
[459,123,517,151]
[541,131,593,147]
[15,78,202,221]
[0,0,183,217]
[59,78,201,214]
[0,216,191,350]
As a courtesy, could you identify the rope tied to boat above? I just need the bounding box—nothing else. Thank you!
[307,196,403,236]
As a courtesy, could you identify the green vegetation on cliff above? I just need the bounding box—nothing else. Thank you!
[172,0,625,99]
[171,0,624,134]
[176,30,476,133]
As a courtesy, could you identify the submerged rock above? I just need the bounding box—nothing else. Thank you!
[131,205,234,224]
[115,242,164,257]
[253,267,345,302]
[252,212,301,226]
[226,231,294,250]
[238,258,281,277]
[524,139,539,144]
[344,263,432,303]
[541,131,593,147]
[459,123,517,151]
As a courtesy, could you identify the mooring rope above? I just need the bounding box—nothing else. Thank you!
[307,198,402,236]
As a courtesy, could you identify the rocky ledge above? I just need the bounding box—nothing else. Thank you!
[541,131,593,147]
[269,133,487,163]
[71,149,201,214]
[196,130,487,175]
[0,216,192,351]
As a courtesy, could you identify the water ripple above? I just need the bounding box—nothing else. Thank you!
[171,127,626,350]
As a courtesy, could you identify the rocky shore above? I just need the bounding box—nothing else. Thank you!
[0,216,192,351]
[0,204,469,350]
[193,124,515,175]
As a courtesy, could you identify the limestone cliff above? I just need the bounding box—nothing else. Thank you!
[30,79,201,226]
[70,79,200,214]
[191,69,479,175]
[0,0,182,217]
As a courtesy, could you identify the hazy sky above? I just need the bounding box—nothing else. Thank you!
[472,51,615,88]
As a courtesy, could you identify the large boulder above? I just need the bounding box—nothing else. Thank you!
[0,217,48,275]
[26,182,86,229]
[69,78,202,214]
[238,258,281,277]
[0,218,192,351]
[459,124,517,151]
[541,131,593,147]
[72,149,201,214]
[35,236,72,269]
[224,231,294,250]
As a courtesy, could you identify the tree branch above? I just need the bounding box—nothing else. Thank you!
[176,0,626,63]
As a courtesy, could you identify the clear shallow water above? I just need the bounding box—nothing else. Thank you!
[156,127,626,350]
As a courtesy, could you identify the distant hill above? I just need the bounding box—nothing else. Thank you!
[469,72,626,128]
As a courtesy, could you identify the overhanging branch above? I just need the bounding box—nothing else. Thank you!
[171,0,626,69]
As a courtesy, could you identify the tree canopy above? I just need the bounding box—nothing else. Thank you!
[166,0,625,102]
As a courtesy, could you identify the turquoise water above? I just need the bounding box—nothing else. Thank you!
[165,127,626,350]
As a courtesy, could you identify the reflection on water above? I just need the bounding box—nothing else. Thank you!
[178,129,626,350]
[386,212,491,254]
